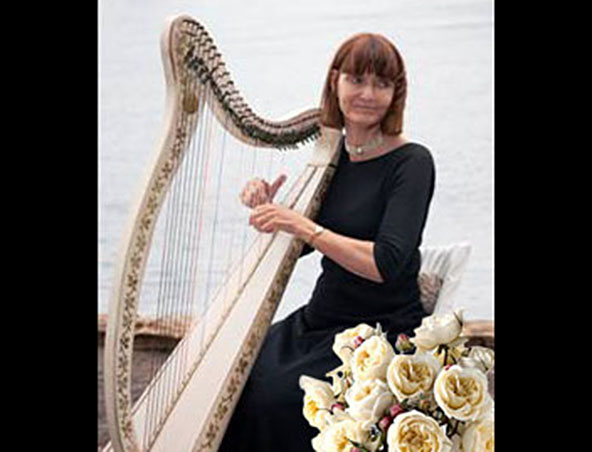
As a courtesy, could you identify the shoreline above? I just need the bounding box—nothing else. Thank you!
[97,314,493,344]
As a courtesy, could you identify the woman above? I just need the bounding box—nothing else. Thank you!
[220,32,435,451]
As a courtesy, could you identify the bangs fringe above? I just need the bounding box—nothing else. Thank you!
[339,34,400,80]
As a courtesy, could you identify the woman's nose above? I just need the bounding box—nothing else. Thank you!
[359,83,376,99]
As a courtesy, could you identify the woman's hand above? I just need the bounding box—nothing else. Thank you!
[249,204,384,282]
[249,203,313,237]
[239,174,287,208]
[249,204,385,283]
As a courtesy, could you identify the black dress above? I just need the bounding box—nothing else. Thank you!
[219,139,436,451]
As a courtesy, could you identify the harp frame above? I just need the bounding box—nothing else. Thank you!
[103,14,342,452]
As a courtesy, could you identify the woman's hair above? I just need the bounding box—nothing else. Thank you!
[319,33,407,135]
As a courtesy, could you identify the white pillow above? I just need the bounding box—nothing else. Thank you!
[418,242,472,315]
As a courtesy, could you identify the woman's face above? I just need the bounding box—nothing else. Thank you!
[333,70,395,129]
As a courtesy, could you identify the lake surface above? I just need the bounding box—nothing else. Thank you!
[99,0,493,322]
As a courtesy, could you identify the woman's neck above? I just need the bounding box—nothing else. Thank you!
[343,123,409,162]
[343,123,382,146]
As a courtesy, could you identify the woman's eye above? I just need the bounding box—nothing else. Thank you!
[349,76,363,84]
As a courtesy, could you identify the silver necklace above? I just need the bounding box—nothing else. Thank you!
[344,132,384,156]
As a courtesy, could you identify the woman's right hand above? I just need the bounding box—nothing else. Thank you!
[239,174,287,208]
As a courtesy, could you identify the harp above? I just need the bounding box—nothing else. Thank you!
[102,14,341,452]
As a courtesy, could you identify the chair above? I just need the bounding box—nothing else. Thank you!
[417,242,472,315]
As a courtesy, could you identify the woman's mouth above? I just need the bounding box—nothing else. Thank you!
[352,105,378,111]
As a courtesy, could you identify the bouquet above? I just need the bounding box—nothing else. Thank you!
[299,309,494,452]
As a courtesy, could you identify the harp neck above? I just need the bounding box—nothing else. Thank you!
[163,14,321,150]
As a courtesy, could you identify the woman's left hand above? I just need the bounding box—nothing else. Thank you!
[249,203,310,237]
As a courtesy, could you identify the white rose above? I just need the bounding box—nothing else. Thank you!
[386,352,441,401]
[326,363,352,399]
[450,434,463,452]
[486,364,494,400]
[411,308,464,351]
[351,335,395,382]
[333,323,376,365]
[468,346,495,372]
[299,375,336,431]
[311,418,379,452]
[458,347,494,378]
[344,379,394,424]
[387,410,452,452]
[433,337,470,367]
[434,365,492,422]
[462,414,494,452]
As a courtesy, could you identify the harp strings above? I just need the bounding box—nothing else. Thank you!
[169,76,204,416]
[195,83,217,364]
[224,140,248,316]
[172,72,211,429]
[139,67,290,447]
[205,116,228,308]
[143,97,183,446]
[201,111,229,356]
[141,72,199,446]
[176,77,208,427]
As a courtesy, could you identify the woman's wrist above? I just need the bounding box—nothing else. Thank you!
[296,218,318,242]
[308,225,326,247]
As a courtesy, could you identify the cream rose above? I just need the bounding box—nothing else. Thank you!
[450,434,462,452]
[458,347,495,377]
[411,309,464,351]
[387,410,452,452]
[462,414,494,452]
[344,379,394,424]
[300,375,336,431]
[351,335,395,382]
[326,363,352,398]
[468,346,495,372]
[486,364,494,400]
[333,323,376,364]
[387,352,442,401]
[434,365,492,422]
[311,418,379,452]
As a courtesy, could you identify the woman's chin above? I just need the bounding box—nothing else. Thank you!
[346,116,382,128]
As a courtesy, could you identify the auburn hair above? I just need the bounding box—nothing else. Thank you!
[319,33,407,135]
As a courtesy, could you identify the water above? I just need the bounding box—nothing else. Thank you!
[99,0,493,322]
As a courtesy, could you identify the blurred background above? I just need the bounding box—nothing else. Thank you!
[99,0,493,322]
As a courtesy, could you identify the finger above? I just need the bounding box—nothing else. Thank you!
[259,220,277,233]
[250,207,267,222]
[251,212,277,229]
[240,180,261,208]
[253,203,275,215]
[240,194,253,208]
[249,207,270,224]
[247,179,265,195]
[268,174,287,201]
[256,191,268,206]
[251,217,275,233]
[243,192,258,209]
[262,179,271,196]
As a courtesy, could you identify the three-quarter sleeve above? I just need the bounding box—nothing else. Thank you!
[373,149,435,284]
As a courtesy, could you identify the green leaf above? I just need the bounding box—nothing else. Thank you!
[347,438,362,448]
